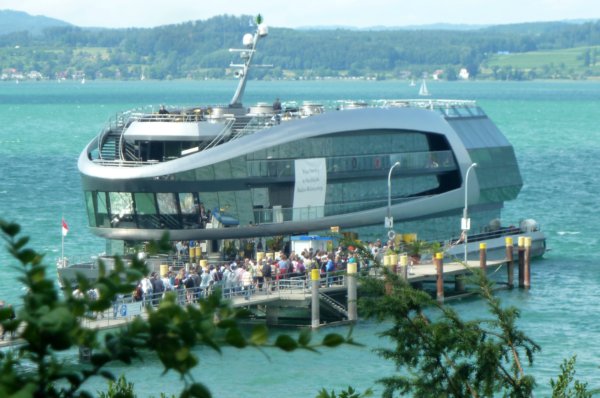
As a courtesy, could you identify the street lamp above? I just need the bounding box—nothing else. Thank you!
[386,161,401,231]
[462,162,478,264]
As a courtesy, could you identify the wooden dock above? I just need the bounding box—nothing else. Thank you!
[1,244,532,349]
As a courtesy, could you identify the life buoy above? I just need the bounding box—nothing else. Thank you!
[388,230,396,241]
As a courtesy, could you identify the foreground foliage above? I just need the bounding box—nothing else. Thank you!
[343,238,594,398]
[0,219,353,397]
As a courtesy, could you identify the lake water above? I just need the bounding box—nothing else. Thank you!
[1,78,600,396]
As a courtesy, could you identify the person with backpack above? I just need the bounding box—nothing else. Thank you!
[261,260,272,294]
[325,254,335,287]
[150,272,164,305]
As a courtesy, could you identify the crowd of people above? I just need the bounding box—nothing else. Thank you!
[131,239,391,306]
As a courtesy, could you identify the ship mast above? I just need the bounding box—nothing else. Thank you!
[229,15,269,107]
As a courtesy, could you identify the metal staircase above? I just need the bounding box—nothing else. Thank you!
[319,293,348,318]
[99,131,120,160]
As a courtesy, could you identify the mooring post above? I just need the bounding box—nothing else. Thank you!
[311,269,320,329]
[524,237,532,289]
[400,254,408,280]
[347,262,358,322]
[188,245,195,263]
[505,237,514,288]
[518,236,525,288]
[435,252,444,304]
[479,242,487,272]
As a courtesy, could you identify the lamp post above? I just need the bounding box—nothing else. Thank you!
[462,162,478,264]
[387,161,401,231]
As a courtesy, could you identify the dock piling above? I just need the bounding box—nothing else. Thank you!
[479,242,487,271]
[400,254,408,280]
[518,236,525,288]
[505,237,514,288]
[435,252,444,303]
[347,263,358,322]
[524,237,532,289]
[311,269,320,328]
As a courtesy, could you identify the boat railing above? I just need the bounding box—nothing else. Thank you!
[252,194,433,225]
[247,149,456,179]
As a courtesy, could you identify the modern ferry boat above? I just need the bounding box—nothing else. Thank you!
[59,17,545,286]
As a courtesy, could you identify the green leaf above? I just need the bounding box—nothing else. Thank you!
[181,382,212,398]
[275,334,298,352]
[1,222,20,237]
[225,328,247,348]
[298,328,312,346]
[322,333,345,347]
[249,324,268,346]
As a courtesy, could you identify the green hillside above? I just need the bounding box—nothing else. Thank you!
[1,11,600,81]
[482,46,600,79]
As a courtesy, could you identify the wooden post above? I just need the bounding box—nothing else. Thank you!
[311,269,320,329]
[479,242,487,272]
[518,236,525,288]
[347,263,358,322]
[524,237,532,289]
[435,252,444,304]
[505,237,514,288]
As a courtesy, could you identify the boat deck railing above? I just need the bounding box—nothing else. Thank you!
[90,98,484,167]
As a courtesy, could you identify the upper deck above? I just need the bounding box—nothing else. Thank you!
[87,99,486,167]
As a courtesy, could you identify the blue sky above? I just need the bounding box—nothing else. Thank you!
[3,0,599,28]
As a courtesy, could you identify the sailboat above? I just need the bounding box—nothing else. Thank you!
[419,79,430,96]
[409,79,416,87]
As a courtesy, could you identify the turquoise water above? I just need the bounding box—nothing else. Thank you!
[1,79,600,396]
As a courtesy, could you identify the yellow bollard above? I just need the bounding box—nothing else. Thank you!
[311,269,320,281]
[160,264,169,277]
[435,252,444,303]
[479,242,487,271]
[347,262,357,274]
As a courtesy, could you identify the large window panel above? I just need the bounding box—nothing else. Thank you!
[134,193,157,214]
[135,192,160,229]
[179,192,199,228]
[85,192,96,227]
[96,192,110,227]
[199,192,219,215]
[109,192,135,228]
[230,158,247,178]
[217,191,237,217]
[213,160,232,179]
[236,191,254,226]
[156,193,181,229]
[157,193,178,214]
[192,165,215,181]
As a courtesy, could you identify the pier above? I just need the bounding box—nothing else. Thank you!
[0,247,530,348]
[0,238,535,351]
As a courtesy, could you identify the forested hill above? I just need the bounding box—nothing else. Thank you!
[1,13,600,81]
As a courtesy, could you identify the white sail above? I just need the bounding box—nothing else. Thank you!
[419,80,430,96]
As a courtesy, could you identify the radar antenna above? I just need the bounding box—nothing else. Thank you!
[229,14,268,107]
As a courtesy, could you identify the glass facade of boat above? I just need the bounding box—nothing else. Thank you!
[81,120,522,242]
